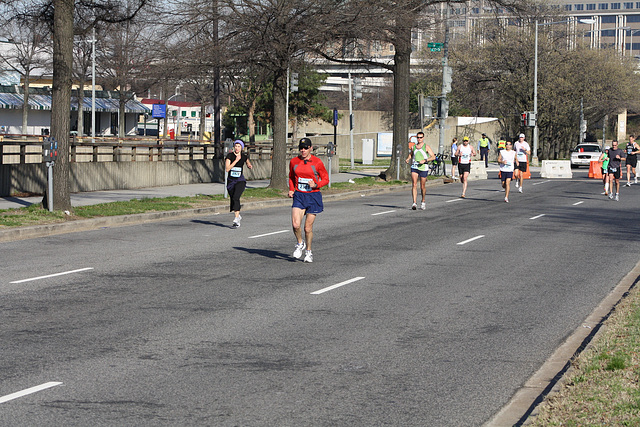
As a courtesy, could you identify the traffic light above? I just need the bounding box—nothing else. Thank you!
[443,65,452,95]
[424,97,433,118]
[353,77,362,99]
[528,112,536,127]
[521,112,527,127]
[290,72,299,92]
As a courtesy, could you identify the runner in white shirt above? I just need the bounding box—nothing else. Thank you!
[498,141,518,202]
[454,136,477,198]
[513,134,531,193]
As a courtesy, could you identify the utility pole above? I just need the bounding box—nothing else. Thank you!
[348,71,354,169]
[438,5,451,157]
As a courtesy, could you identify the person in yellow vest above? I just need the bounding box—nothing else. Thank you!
[477,133,492,168]
[496,139,506,153]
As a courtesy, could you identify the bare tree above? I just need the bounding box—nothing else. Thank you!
[0,19,51,136]
[451,16,640,159]
[221,0,338,190]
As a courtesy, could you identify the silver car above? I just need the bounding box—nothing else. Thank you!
[570,143,602,168]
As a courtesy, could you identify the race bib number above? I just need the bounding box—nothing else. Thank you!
[610,167,617,172]
[412,160,420,169]
[461,153,470,161]
[297,177,312,192]
[230,167,242,178]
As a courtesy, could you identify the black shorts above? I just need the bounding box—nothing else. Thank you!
[608,166,622,179]
[500,171,513,182]
[626,157,637,168]
[451,157,458,166]
[458,163,471,175]
[516,162,527,172]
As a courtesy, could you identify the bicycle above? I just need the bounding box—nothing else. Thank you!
[428,153,449,177]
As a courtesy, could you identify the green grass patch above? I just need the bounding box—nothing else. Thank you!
[529,285,640,425]
[0,180,406,229]
[0,204,66,227]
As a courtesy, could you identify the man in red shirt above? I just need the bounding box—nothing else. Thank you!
[289,137,329,263]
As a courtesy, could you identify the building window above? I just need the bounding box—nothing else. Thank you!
[472,7,480,13]
[602,15,616,22]
[627,14,640,21]
[611,2,621,8]
[587,3,596,9]
[389,45,394,52]
[565,4,572,10]
[624,1,634,7]
[636,1,640,6]
[598,3,608,9]
[575,3,585,9]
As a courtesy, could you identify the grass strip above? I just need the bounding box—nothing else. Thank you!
[528,282,640,425]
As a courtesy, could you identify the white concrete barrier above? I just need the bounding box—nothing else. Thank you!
[540,160,573,178]
[467,161,487,181]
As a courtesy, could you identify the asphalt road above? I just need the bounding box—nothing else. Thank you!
[1,172,639,426]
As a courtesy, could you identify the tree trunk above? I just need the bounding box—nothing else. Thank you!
[270,71,288,190]
[248,98,256,143]
[119,96,126,137]
[22,74,30,137]
[77,89,84,136]
[47,0,73,211]
[199,103,206,140]
[384,27,412,181]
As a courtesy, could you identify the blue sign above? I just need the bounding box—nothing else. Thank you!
[333,108,338,126]
[152,104,166,119]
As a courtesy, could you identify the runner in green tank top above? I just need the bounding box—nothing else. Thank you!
[599,146,611,196]
[405,131,436,210]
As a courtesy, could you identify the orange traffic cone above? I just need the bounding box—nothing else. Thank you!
[589,161,603,179]
[523,157,531,179]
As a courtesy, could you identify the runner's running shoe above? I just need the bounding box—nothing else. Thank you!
[303,250,313,263]
[293,242,306,259]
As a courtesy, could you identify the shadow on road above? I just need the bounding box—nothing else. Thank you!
[191,219,233,228]
[233,246,296,261]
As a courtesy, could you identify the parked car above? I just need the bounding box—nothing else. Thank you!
[570,143,602,168]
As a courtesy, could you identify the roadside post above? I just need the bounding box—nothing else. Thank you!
[327,141,335,188]
[151,104,166,145]
[396,145,401,181]
[43,137,58,212]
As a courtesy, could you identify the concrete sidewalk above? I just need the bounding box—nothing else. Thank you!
[0,169,384,210]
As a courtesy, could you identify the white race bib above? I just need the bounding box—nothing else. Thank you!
[230,167,242,178]
[297,177,312,192]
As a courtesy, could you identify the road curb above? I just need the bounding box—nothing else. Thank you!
[0,180,439,243]
[485,258,640,426]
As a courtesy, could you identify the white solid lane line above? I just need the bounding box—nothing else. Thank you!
[446,198,464,203]
[572,201,584,206]
[311,277,365,295]
[0,382,63,404]
[10,268,94,284]
[372,210,396,216]
[532,180,551,186]
[530,214,546,220]
[457,235,485,245]
[248,230,289,239]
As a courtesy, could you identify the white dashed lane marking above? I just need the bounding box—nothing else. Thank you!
[10,268,94,284]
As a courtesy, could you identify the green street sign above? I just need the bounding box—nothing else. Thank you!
[427,42,443,48]
[430,47,441,52]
